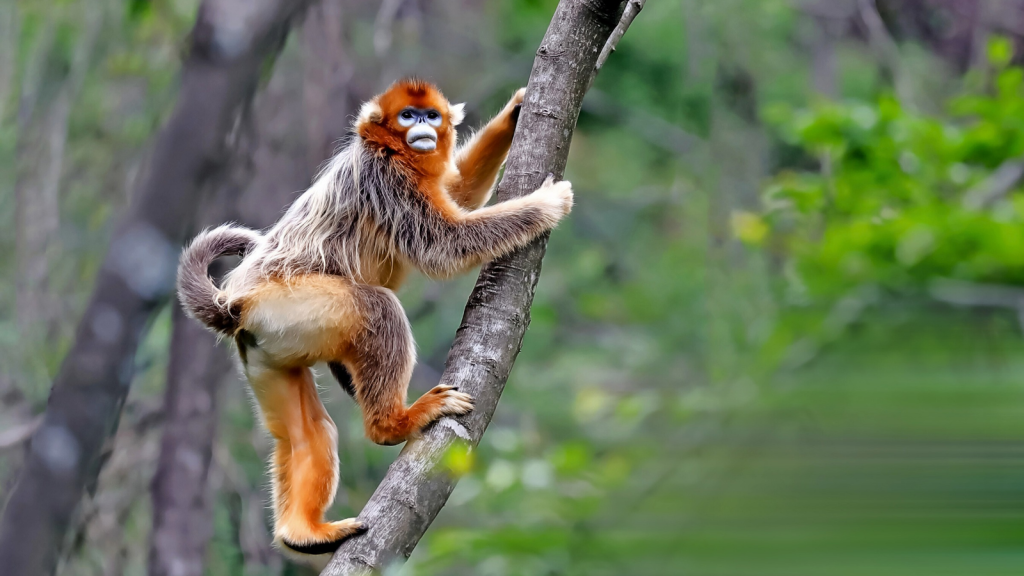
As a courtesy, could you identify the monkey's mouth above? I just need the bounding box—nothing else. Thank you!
[406,125,438,152]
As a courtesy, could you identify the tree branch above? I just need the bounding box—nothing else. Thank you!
[595,0,645,74]
[857,0,914,107]
[324,0,630,573]
[0,1,315,573]
[962,158,1024,210]
[930,277,1024,333]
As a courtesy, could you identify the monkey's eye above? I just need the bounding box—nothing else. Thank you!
[398,109,418,127]
[425,110,443,128]
[427,111,439,120]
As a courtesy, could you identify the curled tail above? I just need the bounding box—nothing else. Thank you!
[177,224,261,334]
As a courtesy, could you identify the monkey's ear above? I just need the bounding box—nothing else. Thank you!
[449,103,466,126]
[358,100,383,125]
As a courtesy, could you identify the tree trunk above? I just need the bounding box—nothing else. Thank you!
[302,0,356,172]
[147,307,233,576]
[324,0,631,573]
[0,2,315,573]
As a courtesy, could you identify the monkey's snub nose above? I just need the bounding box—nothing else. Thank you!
[407,125,438,151]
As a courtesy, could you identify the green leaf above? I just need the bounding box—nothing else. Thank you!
[988,36,1014,69]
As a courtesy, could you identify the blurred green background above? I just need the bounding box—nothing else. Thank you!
[3,0,1024,574]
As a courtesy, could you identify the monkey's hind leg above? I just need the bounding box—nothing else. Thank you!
[343,285,474,446]
[246,363,365,567]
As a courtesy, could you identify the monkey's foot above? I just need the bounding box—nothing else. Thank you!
[428,384,475,416]
[366,388,475,445]
[277,518,367,559]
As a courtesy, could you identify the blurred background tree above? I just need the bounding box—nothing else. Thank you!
[2,0,1024,575]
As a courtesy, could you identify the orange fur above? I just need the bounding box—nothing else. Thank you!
[348,79,521,289]
[236,273,472,561]
[239,276,360,363]
[449,88,524,209]
[361,384,471,446]
[245,363,362,569]
[358,79,458,182]
[356,80,525,222]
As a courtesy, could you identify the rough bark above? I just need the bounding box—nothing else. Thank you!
[324,0,629,573]
[0,2,315,574]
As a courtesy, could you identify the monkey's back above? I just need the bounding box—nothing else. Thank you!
[220,143,417,308]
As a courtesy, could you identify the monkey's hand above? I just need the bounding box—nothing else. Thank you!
[505,87,526,125]
[526,175,574,223]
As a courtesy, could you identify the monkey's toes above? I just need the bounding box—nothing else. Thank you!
[279,519,365,556]
[443,392,475,415]
[332,518,367,537]
[429,385,475,416]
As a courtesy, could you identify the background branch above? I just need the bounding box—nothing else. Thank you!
[594,0,646,76]
[324,0,633,573]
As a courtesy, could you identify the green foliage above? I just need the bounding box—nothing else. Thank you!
[758,38,1024,297]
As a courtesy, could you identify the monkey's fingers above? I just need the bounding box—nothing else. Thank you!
[532,177,574,219]
[510,87,526,105]
[507,87,526,124]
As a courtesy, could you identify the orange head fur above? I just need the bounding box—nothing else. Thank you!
[356,79,465,178]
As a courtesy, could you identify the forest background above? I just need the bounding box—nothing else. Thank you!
[2,0,1024,575]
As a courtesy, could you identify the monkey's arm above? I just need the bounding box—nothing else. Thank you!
[396,177,572,278]
[448,89,525,210]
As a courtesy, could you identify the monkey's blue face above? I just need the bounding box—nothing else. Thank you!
[398,107,443,152]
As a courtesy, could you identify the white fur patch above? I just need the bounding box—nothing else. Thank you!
[358,100,382,125]
[450,102,466,126]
